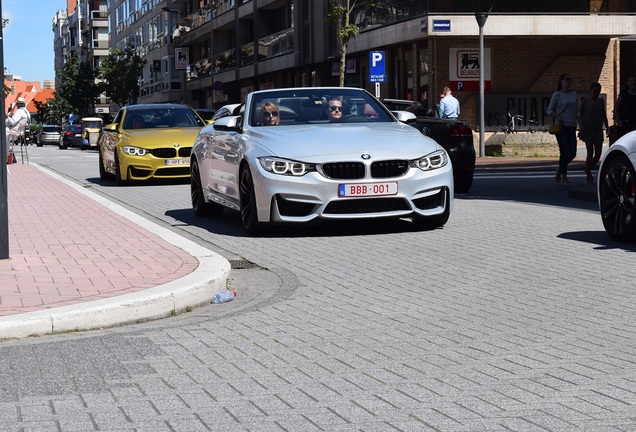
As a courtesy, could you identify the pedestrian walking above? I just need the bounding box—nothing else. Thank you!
[579,82,608,183]
[439,87,460,120]
[613,74,636,136]
[547,74,580,187]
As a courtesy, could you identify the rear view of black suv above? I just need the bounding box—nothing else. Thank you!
[380,99,476,193]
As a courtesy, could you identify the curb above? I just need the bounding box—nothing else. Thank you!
[0,164,231,340]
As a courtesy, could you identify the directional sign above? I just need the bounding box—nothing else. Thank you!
[433,19,451,32]
[369,51,386,83]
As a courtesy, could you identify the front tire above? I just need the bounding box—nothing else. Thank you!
[98,149,112,180]
[114,153,128,186]
[599,155,636,242]
[239,167,262,234]
[454,172,474,194]
[191,159,223,217]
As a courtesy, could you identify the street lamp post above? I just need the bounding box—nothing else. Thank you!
[474,0,496,158]
[0,0,9,259]
[162,7,186,104]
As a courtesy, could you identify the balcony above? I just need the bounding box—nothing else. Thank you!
[212,0,236,18]
[212,48,236,73]
[173,4,212,40]
[187,57,213,81]
[240,42,254,67]
[257,28,294,61]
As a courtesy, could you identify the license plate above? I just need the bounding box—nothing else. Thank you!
[165,159,189,165]
[338,182,398,197]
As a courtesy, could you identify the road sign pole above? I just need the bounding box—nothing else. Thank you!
[375,83,380,98]
[0,0,9,260]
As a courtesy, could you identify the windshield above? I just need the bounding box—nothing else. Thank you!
[248,88,394,127]
[82,121,102,129]
[124,108,204,130]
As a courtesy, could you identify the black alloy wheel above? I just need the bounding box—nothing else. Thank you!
[191,159,223,217]
[599,155,636,242]
[239,167,262,234]
[114,152,128,186]
[98,149,111,180]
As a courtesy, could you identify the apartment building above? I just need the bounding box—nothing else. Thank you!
[53,0,110,116]
[90,1,636,131]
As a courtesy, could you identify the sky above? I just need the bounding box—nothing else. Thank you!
[3,0,63,84]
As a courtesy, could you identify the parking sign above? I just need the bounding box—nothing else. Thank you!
[369,51,386,83]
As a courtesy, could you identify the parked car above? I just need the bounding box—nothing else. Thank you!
[36,125,63,146]
[98,104,206,185]
[379,98,476,193]
[190,87,453,234]
[195,109,217,120]
[59,124,83,149]
[598,131,636,242]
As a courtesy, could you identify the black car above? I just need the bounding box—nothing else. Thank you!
[195,109,217,121]
[380,98,476,193]
[59,124,83,149]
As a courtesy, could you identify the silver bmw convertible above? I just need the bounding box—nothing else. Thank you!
[190,87,454,234]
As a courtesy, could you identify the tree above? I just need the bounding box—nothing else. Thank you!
[325,0,360,87]
[57,56,100,119]
[98,47,147,107]
[33,94,72,125]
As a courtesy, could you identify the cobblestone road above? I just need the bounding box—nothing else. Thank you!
[1,147,634,431]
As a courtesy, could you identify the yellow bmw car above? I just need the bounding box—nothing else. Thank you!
[99,104,207,185]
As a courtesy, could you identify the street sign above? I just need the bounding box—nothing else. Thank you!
[433,19,451,31]
[369,51,386,83]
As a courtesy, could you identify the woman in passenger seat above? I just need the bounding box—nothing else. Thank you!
[260,102,280,126]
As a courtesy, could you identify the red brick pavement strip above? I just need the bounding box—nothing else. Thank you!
[0,164,199,317]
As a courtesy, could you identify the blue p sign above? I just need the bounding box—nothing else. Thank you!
[369,51,386,82]
[370,51,385,73]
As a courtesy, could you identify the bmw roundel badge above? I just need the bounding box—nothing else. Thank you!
[361,153,371,160]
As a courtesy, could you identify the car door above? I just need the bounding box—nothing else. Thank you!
[206,117,243,205]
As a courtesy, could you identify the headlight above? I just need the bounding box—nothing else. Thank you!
[412,149,448,171]
[122,146,147,156]
[259,157,315,176]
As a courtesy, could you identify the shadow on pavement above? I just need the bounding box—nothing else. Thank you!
[558,230,636,252]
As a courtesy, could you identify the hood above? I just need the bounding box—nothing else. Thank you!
[121,128,202,148]
[246,123,441,161]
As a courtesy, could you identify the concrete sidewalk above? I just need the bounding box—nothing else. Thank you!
[0,163,230,340]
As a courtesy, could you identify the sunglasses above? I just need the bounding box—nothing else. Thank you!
[329,106,342,112]
[263,111,278,118]
[564,77,573,81]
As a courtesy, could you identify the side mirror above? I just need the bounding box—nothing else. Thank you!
[103,123,118,131]
[213,116,241,131]
[392,111,417,123]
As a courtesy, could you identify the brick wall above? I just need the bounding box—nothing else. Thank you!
[434,37,618,131]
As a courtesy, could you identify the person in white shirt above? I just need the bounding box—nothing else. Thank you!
[6,97,31,149]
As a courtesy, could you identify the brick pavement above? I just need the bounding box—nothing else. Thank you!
[1,151,635,430]
[0,163,229,338]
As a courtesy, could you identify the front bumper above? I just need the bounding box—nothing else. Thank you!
[250,159,454,223]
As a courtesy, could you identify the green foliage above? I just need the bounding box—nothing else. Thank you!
[98,47,147,107]
[324,0,359,87]
[33,94,72,125]
[57,56,100,118]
